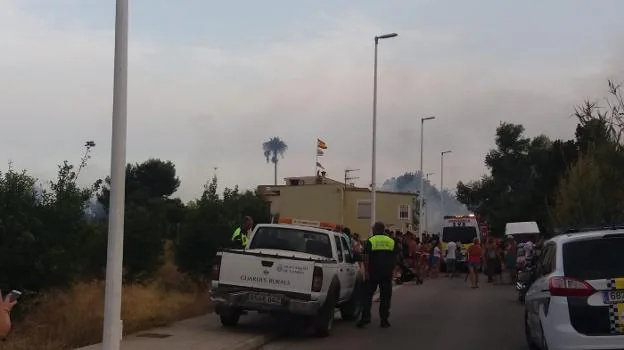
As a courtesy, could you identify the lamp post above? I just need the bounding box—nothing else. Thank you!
[425,172,434,232]
[418,116,435,240]
[370,32,398,234]
[102,1,128,349]
[440,150,452,221]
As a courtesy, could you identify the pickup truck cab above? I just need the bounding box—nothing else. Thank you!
[211,223,363,337]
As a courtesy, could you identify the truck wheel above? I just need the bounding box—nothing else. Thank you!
[314,291,336,337]
[340,283,362,321]
[220,310,241,327]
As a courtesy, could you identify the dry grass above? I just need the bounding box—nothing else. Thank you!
[3,243,212,350]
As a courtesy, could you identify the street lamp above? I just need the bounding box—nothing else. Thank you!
[102,1,128,350]
[424,172,434,232]
[440,150,452,221]
[370,32,398,234]
[418,116,435,240]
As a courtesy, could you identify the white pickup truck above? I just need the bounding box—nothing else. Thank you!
[210,223,363,337]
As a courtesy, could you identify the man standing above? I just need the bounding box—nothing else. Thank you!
[231,216,253,249]
[357,221,398,329]
[445,240,457,278]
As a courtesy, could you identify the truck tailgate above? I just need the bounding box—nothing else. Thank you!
[219,252,315,293]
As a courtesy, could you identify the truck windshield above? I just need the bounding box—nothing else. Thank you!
[507,233,538,244]
[249,227,333,258]
[442,226,477,244]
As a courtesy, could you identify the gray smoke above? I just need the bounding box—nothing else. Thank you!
[382,171,469,234]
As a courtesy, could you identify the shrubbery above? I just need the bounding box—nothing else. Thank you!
[0,147,270,349]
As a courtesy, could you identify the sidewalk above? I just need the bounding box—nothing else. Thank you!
[75,313,279,350]
[75,286,398,350]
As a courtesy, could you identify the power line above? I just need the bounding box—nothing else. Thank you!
[344,168,360,185]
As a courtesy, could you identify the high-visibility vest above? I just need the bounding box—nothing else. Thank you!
[368,234,395,251]
[231,227,249,247]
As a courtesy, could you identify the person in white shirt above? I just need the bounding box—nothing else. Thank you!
[445,241,458,278]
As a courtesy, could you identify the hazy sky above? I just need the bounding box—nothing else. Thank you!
[1,0,623,201]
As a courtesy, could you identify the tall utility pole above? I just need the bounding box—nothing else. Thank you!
[370,32,398,235]
[102,1,128,350]
[418,116,435,240]
[344,168,360,186]
[424,172,434,233]
[440,150,452,220]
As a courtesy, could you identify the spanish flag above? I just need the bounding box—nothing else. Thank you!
[317,138,327,150]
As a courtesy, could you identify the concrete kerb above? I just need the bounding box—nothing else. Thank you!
[223,333,279,350]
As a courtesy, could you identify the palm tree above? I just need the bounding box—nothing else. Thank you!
[262,137,288,185]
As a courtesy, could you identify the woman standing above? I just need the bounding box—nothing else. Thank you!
[466,238,483,288]
[485,238,499,283]
[505,237,518,284]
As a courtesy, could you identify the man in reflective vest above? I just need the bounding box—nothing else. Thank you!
[231,216,253,249]
[357,221,399,329]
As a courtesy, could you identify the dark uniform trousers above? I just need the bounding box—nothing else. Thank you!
[361,272,393,321]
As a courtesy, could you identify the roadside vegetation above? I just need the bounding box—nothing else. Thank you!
[0,148,270,350]
[456,80,624,235]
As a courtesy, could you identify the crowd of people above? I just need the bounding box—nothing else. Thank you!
[334,225,542,290]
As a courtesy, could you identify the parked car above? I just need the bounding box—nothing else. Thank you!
[210,224,363,337]
[524,227,624,349]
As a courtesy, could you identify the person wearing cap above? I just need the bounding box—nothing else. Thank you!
[357,221,399,329]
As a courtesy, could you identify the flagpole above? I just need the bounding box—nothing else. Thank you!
[314,138,318,175]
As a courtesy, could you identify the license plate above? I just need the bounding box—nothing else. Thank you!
[603,290,624,304]
[247,293,282,305]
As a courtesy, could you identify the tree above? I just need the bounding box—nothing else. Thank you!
[262,137,287,186]
[552,80,624,228]
[0,152,103,291]
[456,122,577,236]
[96,158,182,281]
[175,176,270,280]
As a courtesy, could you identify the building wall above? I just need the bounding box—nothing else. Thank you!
[344,190,416,238]
[277,184,343,224]
[266,195,280,215]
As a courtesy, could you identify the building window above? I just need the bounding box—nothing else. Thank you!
[398,204,410,220]
[357,200,371,219]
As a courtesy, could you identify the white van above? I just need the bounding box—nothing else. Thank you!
[505,221,540,244]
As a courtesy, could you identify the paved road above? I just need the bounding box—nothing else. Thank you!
[261,277,528,350]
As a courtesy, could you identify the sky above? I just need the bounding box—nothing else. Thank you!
[1,0,623,201]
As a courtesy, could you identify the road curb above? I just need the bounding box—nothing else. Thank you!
[222,333,278,350]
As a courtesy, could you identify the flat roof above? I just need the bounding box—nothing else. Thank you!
[257,184,417,197]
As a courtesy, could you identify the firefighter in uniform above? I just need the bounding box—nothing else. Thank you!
[357,221,399,328]
[231,216,253,249]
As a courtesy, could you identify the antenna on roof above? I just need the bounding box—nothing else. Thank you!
[344,168,360,186]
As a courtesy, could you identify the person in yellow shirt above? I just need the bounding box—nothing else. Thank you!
[231,216,253,249]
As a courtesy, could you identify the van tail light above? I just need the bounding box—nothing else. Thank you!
[311,266,323,292]
[549,276,595,297]
[211,255,222,281]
